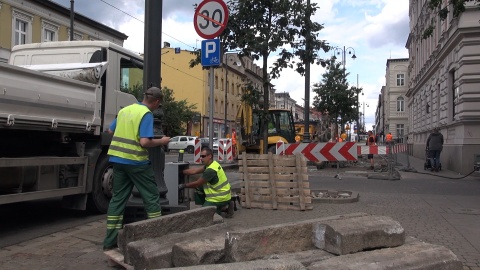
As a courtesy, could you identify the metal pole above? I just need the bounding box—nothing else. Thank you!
[224,55,228,138]
[357,74,359,140]
[303,0,311,143]
[70,0,74,41]
[209,68,215,150]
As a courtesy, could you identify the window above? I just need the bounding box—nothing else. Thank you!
[396,124,404,142]
[120,57,144,98]
[12,9,33,46]
[67,29,83,41]
[396,74,405,86]
[42,21,59,42]
[396,96,405,112]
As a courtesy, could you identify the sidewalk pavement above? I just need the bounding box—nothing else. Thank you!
[0,154,479,270]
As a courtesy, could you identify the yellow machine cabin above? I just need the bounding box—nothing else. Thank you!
[235,103,296,154]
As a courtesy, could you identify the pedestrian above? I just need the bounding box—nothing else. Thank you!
[367,130,376,169]
[103,86,171,251]
[180,147,234,218]
[426,127,444,172]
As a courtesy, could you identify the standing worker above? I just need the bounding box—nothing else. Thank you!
[426,127,444,172]
[103,87,170,251]
[180,147,234,218]
[386,132,393,144]
[367,130,376,169]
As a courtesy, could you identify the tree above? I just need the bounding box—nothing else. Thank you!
[222,0,329,153]
[120,84,198,137]
[160,87,198,137]
[423,0,479,38]
[312,59,362,138]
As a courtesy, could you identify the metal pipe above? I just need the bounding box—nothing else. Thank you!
[224,55,228,138]
[303,0,311,143]
[70,0,74,41]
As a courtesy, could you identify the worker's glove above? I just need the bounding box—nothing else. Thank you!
[178,184,186,190]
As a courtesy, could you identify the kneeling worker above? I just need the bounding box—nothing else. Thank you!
[179,147,234,218]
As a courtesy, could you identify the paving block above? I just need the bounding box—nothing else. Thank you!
[127,223,229,270]
[312,215,405,255]
[119,206,216,260]
[307,238,463,270]
[264,249,335,267]
[224,212,369,262]
[162,258,306,270]
[172,235,225,267]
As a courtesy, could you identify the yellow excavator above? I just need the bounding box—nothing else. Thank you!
[235,102,297,154]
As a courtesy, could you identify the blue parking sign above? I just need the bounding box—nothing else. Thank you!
[201,39,221,67]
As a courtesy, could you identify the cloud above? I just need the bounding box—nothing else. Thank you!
[363,1,409,48]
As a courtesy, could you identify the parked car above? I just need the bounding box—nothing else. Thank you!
[167,136,196,153]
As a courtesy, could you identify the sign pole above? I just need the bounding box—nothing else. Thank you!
[208,67,215,150]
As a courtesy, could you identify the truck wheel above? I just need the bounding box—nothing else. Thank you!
[267,145,277,154]
[87,154,112,214]
[186,145,194,154]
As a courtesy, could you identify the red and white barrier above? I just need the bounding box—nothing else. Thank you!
[225,139,233,162]
[218,139,233,163]
[218,139,225,163]
[193,138,202,164]
[357,145,387,155]
[391,143,407,154]
[277,141,357,162]
[276,142,409,162]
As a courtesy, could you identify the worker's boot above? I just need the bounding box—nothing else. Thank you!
[226,201,234,218]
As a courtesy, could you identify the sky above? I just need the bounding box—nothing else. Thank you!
[52,0,410,131]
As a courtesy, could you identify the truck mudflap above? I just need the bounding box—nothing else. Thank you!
[0,62,102,133]
[0,157,88,205]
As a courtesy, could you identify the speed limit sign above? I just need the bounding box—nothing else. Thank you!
[194,0,229,39]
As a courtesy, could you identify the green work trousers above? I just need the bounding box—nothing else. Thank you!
[194,188,229,215]
[103,163,161,249]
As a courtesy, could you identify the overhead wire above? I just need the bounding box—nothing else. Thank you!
[97,0,198,50]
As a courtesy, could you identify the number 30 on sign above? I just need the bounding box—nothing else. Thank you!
[194,0,229,39]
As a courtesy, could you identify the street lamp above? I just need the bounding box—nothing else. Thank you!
[223,54,241,138]
[303,0,312,143]
[361,102,369,132]
[332,46,357,136]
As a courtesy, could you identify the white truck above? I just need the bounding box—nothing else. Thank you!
[0,41,144,213]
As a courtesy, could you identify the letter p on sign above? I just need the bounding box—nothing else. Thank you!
[201,39,221,67]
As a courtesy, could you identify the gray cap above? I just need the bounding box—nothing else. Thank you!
[144,87,162,100]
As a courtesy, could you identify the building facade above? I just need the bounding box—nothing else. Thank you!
[161,44,265,138]
[384,58,409,142]
[406,0,480,174]
[0,0,127,63]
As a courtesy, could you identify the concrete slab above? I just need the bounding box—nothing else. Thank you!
[224,212,369,262]
[161,259,306,270]
[307,238,462,270]
[312,215,405,255]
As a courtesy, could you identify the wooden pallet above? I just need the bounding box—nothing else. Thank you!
[239,153,312,211]
[104,248,133,270]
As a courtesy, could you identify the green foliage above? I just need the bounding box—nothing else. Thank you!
[223,0,329,79]
[312,58,362,128]
[423,0,479,38]
[160,87,198,137]
[220,0,329,153]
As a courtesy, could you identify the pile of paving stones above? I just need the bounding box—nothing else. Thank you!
[109,207,462,270]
